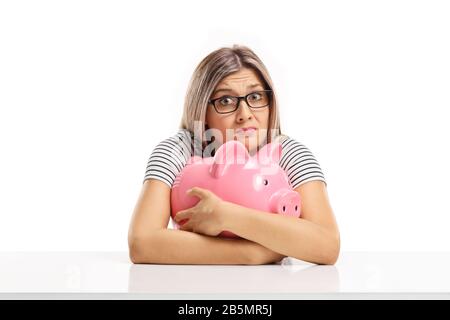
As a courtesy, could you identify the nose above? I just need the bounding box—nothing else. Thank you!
[269,189,301,217]
[235,99,253,123]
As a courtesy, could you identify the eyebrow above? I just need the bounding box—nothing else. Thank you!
[213,83,263,96]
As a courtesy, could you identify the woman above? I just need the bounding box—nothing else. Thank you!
[128,45,340,265]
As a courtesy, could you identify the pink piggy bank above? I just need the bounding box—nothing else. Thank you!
[170,140,301,238]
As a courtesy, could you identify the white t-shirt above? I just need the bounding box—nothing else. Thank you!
[143,129,327,189]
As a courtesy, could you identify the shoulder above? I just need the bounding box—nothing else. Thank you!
[159,128,193,149]
[274,134,308,155]
[275,134,327,189]
[151,129,196,157]
[143,129,194,187]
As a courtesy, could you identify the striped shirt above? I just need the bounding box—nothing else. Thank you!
[143,129,327,189]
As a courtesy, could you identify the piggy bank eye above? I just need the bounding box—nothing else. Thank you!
[295,205,298,211]
[263,179,268,186]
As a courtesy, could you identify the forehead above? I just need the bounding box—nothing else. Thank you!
[218,68,264,87]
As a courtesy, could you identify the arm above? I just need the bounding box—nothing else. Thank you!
[128,179,284,265]
[219,181,340,265]
[130,228,284,265]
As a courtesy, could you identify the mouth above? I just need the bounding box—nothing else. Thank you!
[235,127,258,136]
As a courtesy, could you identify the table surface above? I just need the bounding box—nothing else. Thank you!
[1,252,450,299]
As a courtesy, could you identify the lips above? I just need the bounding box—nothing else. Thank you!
[236,127,257,135]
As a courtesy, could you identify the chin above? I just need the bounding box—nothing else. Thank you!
[241,136,260,154]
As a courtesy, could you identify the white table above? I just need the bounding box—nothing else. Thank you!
[1,252,450,299]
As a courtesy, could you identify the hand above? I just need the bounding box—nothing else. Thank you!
[251,243,287,265]
[174,187,226,237]
[259,247,287,264]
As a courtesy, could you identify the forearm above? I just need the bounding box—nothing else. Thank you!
[129,228,277,265]
[220,202,340,265]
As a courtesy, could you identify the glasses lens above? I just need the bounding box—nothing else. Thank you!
[247,91,270,108]
[214,96,238,113]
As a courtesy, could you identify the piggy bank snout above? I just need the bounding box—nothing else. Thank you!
[269,189,301,217]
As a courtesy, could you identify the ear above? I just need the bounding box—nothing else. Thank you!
[209,140,249,178]
[256,142,282,164]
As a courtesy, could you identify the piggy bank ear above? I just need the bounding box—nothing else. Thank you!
[257,142,282,164]
[210,140,249,178]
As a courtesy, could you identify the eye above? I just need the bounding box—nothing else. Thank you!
[263,179,268,186]
[249,92,262,101]
[219,96,234,105]
[295,205,298,211]
[282,206,286,212]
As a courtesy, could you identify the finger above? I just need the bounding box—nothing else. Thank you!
[174,210,192,222]
[187,187,210,199]
[179,219,194,232]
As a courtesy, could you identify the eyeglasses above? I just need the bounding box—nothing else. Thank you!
[208,90,272,114]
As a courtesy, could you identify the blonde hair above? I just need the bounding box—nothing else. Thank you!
[179,44,285,152]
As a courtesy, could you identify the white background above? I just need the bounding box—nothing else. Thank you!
[0,0,449,252]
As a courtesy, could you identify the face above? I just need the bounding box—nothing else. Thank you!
[205,67,270,155]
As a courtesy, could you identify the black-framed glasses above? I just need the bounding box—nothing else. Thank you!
[208,90,272,114]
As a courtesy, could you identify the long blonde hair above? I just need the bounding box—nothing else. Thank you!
[179,44,284,152]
